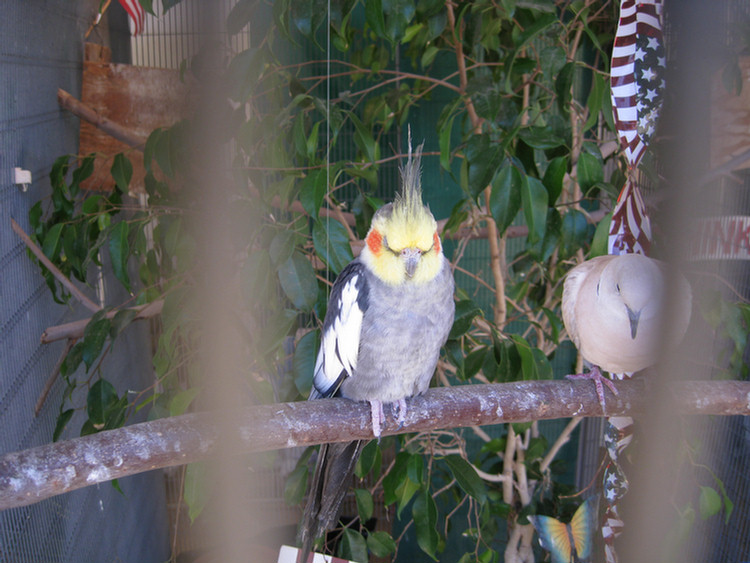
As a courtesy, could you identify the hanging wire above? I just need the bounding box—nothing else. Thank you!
[325,0,332,298]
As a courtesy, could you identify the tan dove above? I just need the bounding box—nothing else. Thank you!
[562,253,691,407]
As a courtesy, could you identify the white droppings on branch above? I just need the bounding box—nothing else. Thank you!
[86,466,111,483]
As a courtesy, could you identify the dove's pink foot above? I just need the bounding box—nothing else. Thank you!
[567,365,619,412]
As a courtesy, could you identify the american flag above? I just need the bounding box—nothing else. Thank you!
[610,0,665,168]
[118,0,145,36]
[603,2,664,562]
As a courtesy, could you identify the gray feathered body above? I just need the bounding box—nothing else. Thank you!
[339,255,454,402]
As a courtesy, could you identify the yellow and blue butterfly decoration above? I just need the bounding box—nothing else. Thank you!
[528,496,598,563]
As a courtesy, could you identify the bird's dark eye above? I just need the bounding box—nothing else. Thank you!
[616,283,621,293]
[383,237,398,255]
[596,282,600,296]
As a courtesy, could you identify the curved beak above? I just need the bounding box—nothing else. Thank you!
[627,306,641,340]
[401,248,422,278]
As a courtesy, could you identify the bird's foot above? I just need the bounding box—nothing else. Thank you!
[566,366,619,412]
[369,399,385,438]
[392,398,408,429]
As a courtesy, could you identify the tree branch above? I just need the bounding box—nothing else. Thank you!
[57,88,147,150]
[11,218,102,313]
[0,380,747,511]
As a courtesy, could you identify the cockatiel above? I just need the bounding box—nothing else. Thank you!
[297,140,455,559]
[562,253,691,408]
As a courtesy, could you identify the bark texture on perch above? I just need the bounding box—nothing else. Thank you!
[0,380,747,511]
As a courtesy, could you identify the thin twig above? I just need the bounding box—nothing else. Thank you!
[34,338,77,416]
[540,416,582,473]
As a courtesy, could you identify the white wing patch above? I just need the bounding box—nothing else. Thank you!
[313,273,365,397]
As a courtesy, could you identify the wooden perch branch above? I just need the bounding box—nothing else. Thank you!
[1,380,748,511]
[40,300,164,344]
[57,88,147,149]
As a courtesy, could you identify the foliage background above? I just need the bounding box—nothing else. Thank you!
[24,0,748,561]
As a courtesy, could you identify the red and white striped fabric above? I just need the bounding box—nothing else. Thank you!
[608,179,652,255]
[610,0,665,169]
[118,0,145,36]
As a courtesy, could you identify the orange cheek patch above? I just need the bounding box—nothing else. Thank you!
[433,232,441,253]
[367,230,383,254]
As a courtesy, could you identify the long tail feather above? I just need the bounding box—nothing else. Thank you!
[297,440,366,561]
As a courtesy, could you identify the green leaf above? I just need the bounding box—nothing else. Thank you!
[464,346,488,380]
[555,62,575,114]
[109,221,131,292]
[510,334,549,381]
[449,299,482,339]
[412,488,439,560]
[521,175,548,245]
[589,212,612,258]
[293,330,318,396]
[699,486,722,520]
[50,155,71,192]
[62,342,84,377]
[355,488,374,521]
[518,126,565,150]
[53,409,74,442]
[277,253,318,311]
[71,154,95,196]
[169,387,201,416]
[367,530,396,558]
[111,308,137,339]
[465,133,502,198]
[350,113,377,163]
[82,314,111,370]
[439,113,456,171]
[444,455,488,502]
[489,162,522,234]
[87,379,119,425]
[355,440,381,479]
[283,462,309,506]
[534,208,562,262]
[241,250,274,306]
[365,0,386,39]
[339,528,368,563]
[111,153,133,194]
[299,169,328,220]
[143,129,161,172]
[560,208,589,258]
[383,451,418,510]
[577,151,603,193]
[184,462,209,523]
[516,12,556,49]
[584,72,607,131]
[542,156,567,205]
[154,126,175,178]
[269,229,300,267]
[312,219,354,275]
[42,223,64,260]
